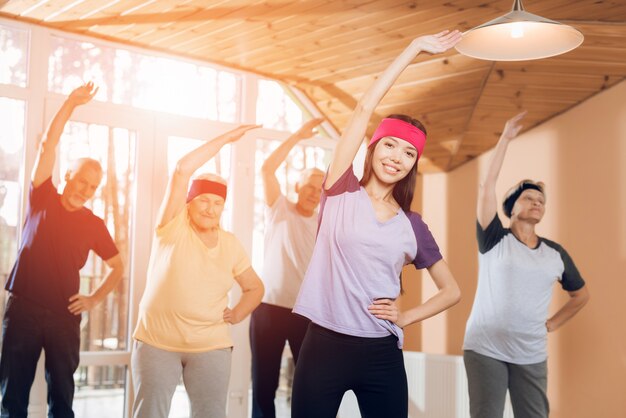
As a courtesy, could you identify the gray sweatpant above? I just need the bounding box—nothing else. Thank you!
[131,341,232,418]
[464,350,549,418]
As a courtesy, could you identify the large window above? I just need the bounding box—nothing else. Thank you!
[0,17,331,417]
[0,96,25,342]
[58,121,136,413]
[0,23,28,87]
[256,80,305,132]
[48,36,241,122]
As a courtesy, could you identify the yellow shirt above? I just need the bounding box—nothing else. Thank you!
[133,209,251,352]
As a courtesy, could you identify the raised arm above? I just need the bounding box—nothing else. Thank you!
[157,124,260,228]
[477,111,527,228]
[32,82,98,187]
[261,118,323,207]
[325,30,461,189]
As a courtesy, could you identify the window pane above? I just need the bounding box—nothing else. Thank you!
[48,36,241,122]
[0,23,28,87]
[167,137,232,230]
[0,97,25,344]
[58,121,136,353]
[214,71,239,122]
[256,80,305,131]
[74,365,126,417]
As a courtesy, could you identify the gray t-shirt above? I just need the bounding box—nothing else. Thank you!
[293,166,442,349]
[463,215,585,364]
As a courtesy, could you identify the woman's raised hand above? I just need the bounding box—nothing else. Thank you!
[414,30,462,55]
[501,111,527,140]
[225,124,262,143]
[67,81,99,106]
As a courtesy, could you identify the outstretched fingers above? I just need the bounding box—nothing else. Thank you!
[438,29,462,47]
[417,29,463,54]
[88,85,99,98]
[432,29,450,37]
[502,111,528,139]
[511,110,528,121]
[69,81,100,105]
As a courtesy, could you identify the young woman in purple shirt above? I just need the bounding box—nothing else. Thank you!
[291,30,462,418]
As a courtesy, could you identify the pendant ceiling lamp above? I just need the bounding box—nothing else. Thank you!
[455,0,584,61]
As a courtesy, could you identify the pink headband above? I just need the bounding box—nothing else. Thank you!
[186,179,227,203]
[369,118,427,158]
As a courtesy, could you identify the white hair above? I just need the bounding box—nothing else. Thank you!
[298,167,324,186]
[193,172,227,186]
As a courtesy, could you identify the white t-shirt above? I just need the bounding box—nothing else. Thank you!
[261,195,317,308]
[463,215,585,364]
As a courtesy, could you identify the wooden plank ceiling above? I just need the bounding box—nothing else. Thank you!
[2,0,625,172]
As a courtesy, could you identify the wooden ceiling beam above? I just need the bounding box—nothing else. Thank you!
[445,61,494,171]
[2,0,626,173]
[198,0,412,58]
[133,0,332,46]
[334,54,491,92]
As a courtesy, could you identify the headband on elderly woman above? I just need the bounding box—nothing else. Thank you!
[502,181,544,218]
[186,179,227,203]
[368,118,427,158]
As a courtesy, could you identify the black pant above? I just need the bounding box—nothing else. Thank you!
[0,295,80,418]
[291,323,408,418]
[249,303,309,418]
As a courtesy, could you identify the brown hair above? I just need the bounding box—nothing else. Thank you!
[360,114,427,213]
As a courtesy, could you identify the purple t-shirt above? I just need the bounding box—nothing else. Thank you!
[293,166,442,348]
[5,178,119,318]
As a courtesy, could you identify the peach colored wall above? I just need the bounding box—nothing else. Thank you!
[415,80,626,418]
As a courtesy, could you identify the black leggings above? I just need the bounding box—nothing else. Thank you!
[291,323,408,418]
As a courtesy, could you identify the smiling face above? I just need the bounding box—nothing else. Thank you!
[60,159,103,211]
[186,173,228,231]
[371,136,418,185]
[511,188,546,223]
[187,193,225,231]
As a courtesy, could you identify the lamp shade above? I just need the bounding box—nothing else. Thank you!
[455,1,584,61]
